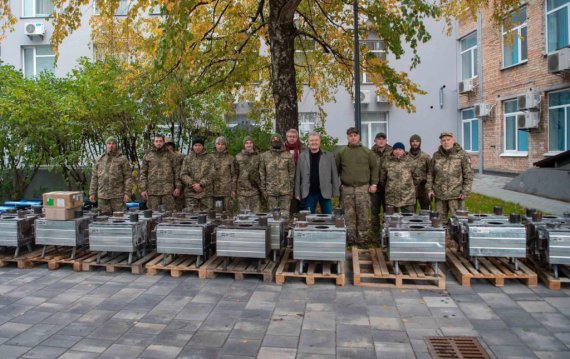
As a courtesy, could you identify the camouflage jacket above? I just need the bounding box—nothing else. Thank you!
[380,153,420,207]
[259,147,295,196]
[180,150,215,199]
[140,146,181,195]
[372,144,392,185]
[89,151,132,199]
[212,150,237,197]
[408,149,431,185]
[235,149,261,197]
[426,143,473,200]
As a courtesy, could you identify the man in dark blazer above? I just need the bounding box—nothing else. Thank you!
[294,131,340,214]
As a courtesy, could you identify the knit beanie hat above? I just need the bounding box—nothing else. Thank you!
[409,134,421,143]
[393,142,405,151]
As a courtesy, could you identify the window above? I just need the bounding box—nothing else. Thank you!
[547,0,570,53]
[361,40,386,84]
[548,89,570,152]
[360,112,388,148]
[23,0,54,17]
[23,46,55,78]
[502,7,527,68]
[503,100,528,154]
[461,109,479,152]
[460,32,478,80]
[294,37,316,75]
[299,112,317,136]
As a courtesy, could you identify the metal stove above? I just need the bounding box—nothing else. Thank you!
[526,214,570,278]
[35,215,93,259]
[0,212,38,257]
[89,216,149,264]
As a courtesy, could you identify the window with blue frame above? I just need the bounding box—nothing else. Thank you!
[462,109,479,152]
[548,90,570,152]
[502,7,527,67]
[547,0,570,53]
[503,100,528,153]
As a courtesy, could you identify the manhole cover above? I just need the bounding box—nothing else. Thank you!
[425,336,491,359]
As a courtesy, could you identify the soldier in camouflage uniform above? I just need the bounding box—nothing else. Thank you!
[165,138,186,212]
[89,136,132,215]
[380,142,420,213]
[235,136,262,213]
[140,135,181,211]
[336,127,379,244]
[426,132,474,219]
[370,132,392,234]
[259,133,295,219]
[212,136,237,213]
[408,134,431,211]
[180,138,215,212]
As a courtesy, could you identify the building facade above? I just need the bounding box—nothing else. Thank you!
[458,1,570,174]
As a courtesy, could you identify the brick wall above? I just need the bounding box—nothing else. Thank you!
[458,2,570,174]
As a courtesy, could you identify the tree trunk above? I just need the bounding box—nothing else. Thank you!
[269,0,299,137]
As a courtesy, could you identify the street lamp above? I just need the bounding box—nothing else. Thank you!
[353,0,361,134]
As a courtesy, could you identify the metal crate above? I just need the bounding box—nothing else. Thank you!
[0,214,37,256]
[216,223,270,259]
[88,218,147,264]
[293,224,346,262]
[466,219,527,258]
[156,219,215,265]
[306,214,334,224]
[387,224,446,263]
[35,216,92,258]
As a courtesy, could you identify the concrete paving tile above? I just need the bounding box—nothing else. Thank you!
[56,322,98,337]
[405,328,442,340]
[11,310,52,324]
[130,322,167,334]
[257,347,296,359]
[530,312,570,331]
[457,302,500,320]
[489,345,538,359]
[71,338,114,353]
[367,304,401,318]
[440,326,479,336]
[76,309,117,324]
[266,313,303,336]
[402,316,439,330]
[6,323,60,346]
[479,292,519,308]
[374,342,415,359]
[481,329,526,346]
[553,332,570,349]
[114,331,157,347]
[371,329,409,343]
[230,319,268,339]
[240,308,273,321]
[41,334,82,348]
[517,301,558,313]
[176,302,215,321]
[99,344,145,359]
[19,345,66,359]
[422,296,457,308]
[57,350,100,359]
[496,308,543,327]
[164,319,202,333]
[336,311,369,326]
[470,318,509,330]
[139,344,183,359]
[0,344,31,359]
[272,300,305,314]
[410,338,429,353]
[187,330,229,348]
[336,324,373,348]
[153,330,192,347]
[261,334,299,349]
[295,354,335,359]
[220,338,261,357]
[513,328,568,351]
[369,317,404,331]
[302,311,335,331]
[111,308,147,321]
[545,297,570,308]
[0,322,31,338]
[299,330,336,355]
[336,347,376,358]
[534,351,570,359]
[306,303,335,312]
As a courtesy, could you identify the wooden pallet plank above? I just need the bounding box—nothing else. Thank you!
[275,249,345,286]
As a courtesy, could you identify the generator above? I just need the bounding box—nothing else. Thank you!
[88,216,148,264]
[234,213,286,261]
[292,223,346,273]
[383,214,445,274]
[35,215,93,259]
[450,213,527,270]
[155,214,215,266]
[526,214,569,278]
[0,212,38,257]
[216,222,271,268]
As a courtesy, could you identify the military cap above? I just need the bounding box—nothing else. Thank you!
[192,137,205,146]
[271,133,283,143]
[215,136,228,145]
[439,131,454,139]
[375,132,387,139]
[346,127,359,135]
[243,136,254,145]
[165,137,175,146]
[105,136,118,144]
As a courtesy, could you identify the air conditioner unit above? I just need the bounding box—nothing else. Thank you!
[517,111,540,130]
[548,47,570,73]
[458,78,474,94]
[474,103,492,117]
[376,94,388,103]
[517,91,541,110]
[24,22,45,38]
[360,90,371,104]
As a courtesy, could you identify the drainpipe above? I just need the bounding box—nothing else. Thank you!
[477,12,484,174]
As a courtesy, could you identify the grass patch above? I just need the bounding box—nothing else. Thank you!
[465,193,528,215]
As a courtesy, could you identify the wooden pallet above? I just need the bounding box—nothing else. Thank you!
[27,246,93,271]
[446,250,537,287]
[81,251,156,274]
[205,255,276,283]
[0,247,37,269]
[275,248,345,286]
[526,258,570,290]
[145,254,208,279]
[352,247,445,290]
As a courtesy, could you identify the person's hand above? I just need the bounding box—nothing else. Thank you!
[173,188,181,197]
[89,195,96,202]
[123,194,130,203]
[141,191,148,201]
[192,183,202,192]
[295,196,300,201]
[369,184,377,193]
[231,191,236,199]
[428,191,434,200]
[458,193,467,200]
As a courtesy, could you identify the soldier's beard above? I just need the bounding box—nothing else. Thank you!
[271,142,281,149]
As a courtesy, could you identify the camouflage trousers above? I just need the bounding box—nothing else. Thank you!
[185,197,212,212]
[98,198,124,215]
[267,195,291,220]
[342,185,370,242]
[370,185,386,233]
[175,193,185,212]
[394,205,415,213]
[416,183,431,211]
[436,199,465,219]
[239,194,261,213]
[147,195,176,212]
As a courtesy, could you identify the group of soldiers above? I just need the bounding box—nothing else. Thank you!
[89,127,473,244]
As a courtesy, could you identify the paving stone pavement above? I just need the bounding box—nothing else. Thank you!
[0,265,569,359]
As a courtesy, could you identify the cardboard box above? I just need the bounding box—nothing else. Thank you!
[44,207,82,220]
[43,191,83,209]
